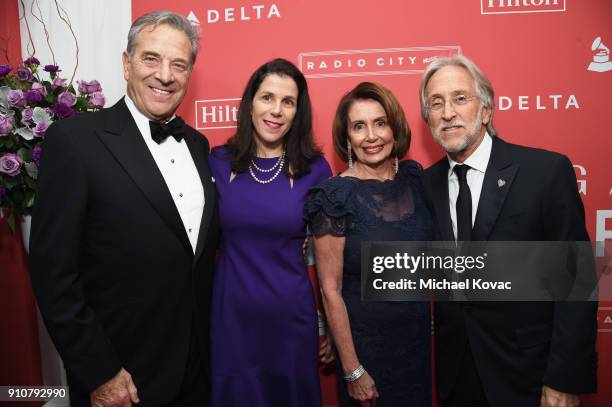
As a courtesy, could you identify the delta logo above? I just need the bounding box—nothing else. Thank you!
[298,46,461,79]
[495,94,580,111]
[481,0,566,14]
[598,308,612,333]
[185,3,280,26]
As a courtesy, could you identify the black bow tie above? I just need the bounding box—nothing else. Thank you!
[149,117,186,144]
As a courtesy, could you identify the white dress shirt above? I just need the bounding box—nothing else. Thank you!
[447,133,492,240]
[125,96,204,252]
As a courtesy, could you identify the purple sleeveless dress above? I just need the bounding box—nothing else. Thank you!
[209,146,331,406]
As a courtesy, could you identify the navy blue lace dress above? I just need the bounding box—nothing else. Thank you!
[305,161,433,407]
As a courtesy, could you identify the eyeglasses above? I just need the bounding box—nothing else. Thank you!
[426,95,479,112]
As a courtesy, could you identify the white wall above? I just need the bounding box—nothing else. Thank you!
[19,0,131,106]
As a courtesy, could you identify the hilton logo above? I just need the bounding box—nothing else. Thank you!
[195,98,240,130]
[481,0,565,14]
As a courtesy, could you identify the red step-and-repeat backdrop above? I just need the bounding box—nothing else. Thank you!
[130,1,612,405]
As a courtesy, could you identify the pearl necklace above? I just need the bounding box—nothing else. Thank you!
[250,152,284,172]
[248,151,286,184]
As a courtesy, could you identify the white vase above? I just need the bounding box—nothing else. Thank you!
[21,213,32,254]
[18,213,69,405]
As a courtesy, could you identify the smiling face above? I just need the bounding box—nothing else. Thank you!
[425,65,491,162]
[251,73,298,155]
[347,99,395,169]
[123,24,192,122]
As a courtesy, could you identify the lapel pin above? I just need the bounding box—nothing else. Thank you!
[211,177,215,183]
[497,179,506,188]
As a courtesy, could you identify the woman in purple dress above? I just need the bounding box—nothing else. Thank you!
[209,59,332,406]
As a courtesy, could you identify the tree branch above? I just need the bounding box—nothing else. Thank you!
[30,0,55,65]
[53,0,79,85]
[19,0,36,59]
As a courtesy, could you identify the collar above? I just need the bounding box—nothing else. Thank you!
[447,132,492,176]
[124,95,176,129]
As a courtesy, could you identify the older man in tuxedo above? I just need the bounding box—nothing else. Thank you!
[30,10,217,407]
[420,55,597,407]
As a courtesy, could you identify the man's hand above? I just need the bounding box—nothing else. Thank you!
[540,385,579,407]
[90,368,139,407]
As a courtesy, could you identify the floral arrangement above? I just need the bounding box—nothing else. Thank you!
[0,57,105,230]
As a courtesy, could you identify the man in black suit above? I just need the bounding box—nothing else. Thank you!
[420,56,597,406]
[30,11,218,407]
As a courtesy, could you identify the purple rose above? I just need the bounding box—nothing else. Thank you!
[53,103,76,118]
[31,82,48,96]
[25,90,43,104]
[0,64,11,77]
[32,145,42,165]
[7,90,25,107]
[0,184,6,201]
[58,91,77,107]
[43,64,60,73]
[0,153,23,176]
[78,79,102,94]
[89,91,106,109]
[51,77,67,89]
[33,121,49,137]
[15,66,33,82]
[0,115,14,135]
[24,57,40,66]
[21,107,34,124]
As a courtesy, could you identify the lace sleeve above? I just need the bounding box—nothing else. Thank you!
[304,179,354,237]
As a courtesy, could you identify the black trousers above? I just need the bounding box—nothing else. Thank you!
[169,317,209,407]
[69,319,209,407]
[440,344,489,407]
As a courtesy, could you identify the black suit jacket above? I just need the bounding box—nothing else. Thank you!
[423,136,597,406]
[30,99,218,406]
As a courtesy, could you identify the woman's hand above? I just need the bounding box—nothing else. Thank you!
[319,333,335,364]
[347,371,379,406]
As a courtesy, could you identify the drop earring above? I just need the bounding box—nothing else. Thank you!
[347,139,354,172]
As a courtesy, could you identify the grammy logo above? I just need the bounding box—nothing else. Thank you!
[588,37,612,73]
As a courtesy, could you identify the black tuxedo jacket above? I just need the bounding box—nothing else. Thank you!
[423,136,597,406]
[30,99,218,406]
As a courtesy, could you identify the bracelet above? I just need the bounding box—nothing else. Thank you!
[344,365,365,382]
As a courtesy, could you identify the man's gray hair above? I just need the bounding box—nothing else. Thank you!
[126,10,199,65]
[419,55,497,136]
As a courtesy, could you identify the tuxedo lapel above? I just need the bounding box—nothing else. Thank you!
[95,100,192,254]
[183,131,215,265]
[430,160,455,241]
[472,137,518,240]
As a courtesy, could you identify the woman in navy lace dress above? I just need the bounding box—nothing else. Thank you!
[305,82,433,406]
